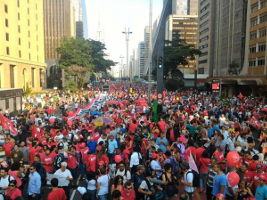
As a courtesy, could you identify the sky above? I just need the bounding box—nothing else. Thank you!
[85,0,163,68]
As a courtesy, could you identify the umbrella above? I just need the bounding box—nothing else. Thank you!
[92,117,113,126]
[106,100,120,105]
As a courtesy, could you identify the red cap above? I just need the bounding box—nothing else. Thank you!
[99,161,105,165]
[90,136,94,141]
[80,142,86,148]
[178,137,183,142]
[259,174,267,181]
[79,135,84,139]
[151,153,158,159]
[216,193,225,199]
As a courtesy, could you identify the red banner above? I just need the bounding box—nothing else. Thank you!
[0,114,18,135]
[250,116,262,130]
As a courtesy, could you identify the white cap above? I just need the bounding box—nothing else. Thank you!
[77,186,86,195]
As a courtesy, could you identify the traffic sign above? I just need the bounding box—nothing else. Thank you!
[158,99,162,104]
[158,93,162,99]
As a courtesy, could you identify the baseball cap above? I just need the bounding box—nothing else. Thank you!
[77,187,87,195]
[259,175,267,181]
[79,135,84,139]
[79,142,86,148]
[151,153,158,159]
[256,164,263,169]
[216,193,225,199]
[180,161,190,169]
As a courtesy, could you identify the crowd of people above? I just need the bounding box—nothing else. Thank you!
[0,87,267,200]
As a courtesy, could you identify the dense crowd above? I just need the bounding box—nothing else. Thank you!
[0,87,267,200]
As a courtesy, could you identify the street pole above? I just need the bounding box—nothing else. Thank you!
[119,55,124,84]
[122,28,132,85]
[148,0,153,105]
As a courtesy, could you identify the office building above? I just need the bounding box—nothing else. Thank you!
[144,26,151,73]
[81,0,88,39]
[43,0,76,81]
[137,42,145,77]
[172,0,199,15]
[0,0,46,91]
[76,21,84,39]
[72,0,84,39]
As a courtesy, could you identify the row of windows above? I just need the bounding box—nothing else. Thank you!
[251,0,267,13]
[199,44,208,50]
[200,20,209,29]
[250,28,267,40]
[260,13,267,23]
[200,4,210,13]
[199,36,209,43]
[200,28,209,35]
[249,44,266,53]
[249,59,265,67]
[200,0,208,6]
[6,47,39,61]
[199,60,207,64]
[199,52,208,57]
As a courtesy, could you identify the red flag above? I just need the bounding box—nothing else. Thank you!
[108,78,111,85]
[163,90,166,99]
[32,124,41,142]
[249,116,261,130]
[0,114,18,135]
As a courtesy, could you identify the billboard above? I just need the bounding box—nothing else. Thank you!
[212,79,220,93]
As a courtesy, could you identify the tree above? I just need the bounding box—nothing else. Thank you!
[154,39,201,90]
[54,38,116,90]
[23,82,32,96]
[228,61,240,75]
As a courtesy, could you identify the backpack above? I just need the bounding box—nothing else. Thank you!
[36,161,47,183]
[186,170,200,187]
[144,178,164,200]
[162,172,178,198]
[54,152,67,170]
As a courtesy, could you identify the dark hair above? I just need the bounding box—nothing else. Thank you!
[241,162,248,168]
[112,190,121,199]
[9,180,17,187]
[164,163,172,171]
[114,175,123,188]
[0,168,8,173]
[100,167,106,175]
[124,181,131,189]
[201,150,209,158]
[253,154,259,160]
[34,154,40,160]
[51,178,59,187]
[10,162,20,171]
[86,171,95,181]
[165,151,171,157]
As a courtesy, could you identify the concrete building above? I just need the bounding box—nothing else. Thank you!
[76,21,84,39]
[137,42,145,77]
[0,0,47,91]
[172,0,199,15]
[144,26,151,74]
[43,0,76,81]
[81,0,88,39]
[71,0,84,39]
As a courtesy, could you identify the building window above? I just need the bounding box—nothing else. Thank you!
[199,44,208,50]
[6,47,9,55]
[261,0,267,9]
[199,36,209,43]
[200,12,209,21]
[260,28,267,38]
[200,4,209,13]
[6,33,9,41]
[18,13,20,20]
[39,69,42,87]
[258,58,265,66]
[18,25,20,33]
[37,45,38,51]
[10,65,15,88]
[249,60,256,67]
[199,52,208,57]
[28,42,30,48]
[259,43,266,52]
[5,19,8,27]
[260,13,267,23]
[200,0,208,6]
[36,3,37,10]
[200,20,209,29]
[251,3,258,13]
[200,28,209,35]
[37,55,39,61]
[31,68,35,87]
[27,8,29,14]
[198,68,204,74]
[29,53,31,60]
[36,14,38,20]
[18,38,21,45]
[36,25,38,31]
[28,31,30,37]
[250,31,257,40]
[36,35,38,41]
[249,46,256,53]
[28,19,30,26]
[251,17,257,27]
[4,4,8,13]
[17,0,19,7]
[199,60,208,64]
[19,50,21,58]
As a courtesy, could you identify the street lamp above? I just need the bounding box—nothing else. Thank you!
[122,28,132,84]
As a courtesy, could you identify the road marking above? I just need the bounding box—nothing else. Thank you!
[70,174,81,200]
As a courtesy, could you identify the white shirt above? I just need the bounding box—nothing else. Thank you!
[98,137,106,144]
[130,152,141,168]
[0,175,14,194]
[139,179,154,200]
[150,160,162,177]
[54,134,64,142]
[227,137,236,151]
[54,169,73,186]
[86,179,96,190]
[97,175,110,195]
[115,169,131,183]
[184,169,194,193]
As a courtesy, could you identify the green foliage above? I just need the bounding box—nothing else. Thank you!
[228,61,240,75]
[23,82,32,96]
[54,38,116,90]
[90,73,96,82]
[47,75,62,89]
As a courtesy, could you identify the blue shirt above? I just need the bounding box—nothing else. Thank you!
[156,137,168,153]
[120,128,126,134]
[212,173,227,196]
[207,128,213,138]
[255,185,267,200]
[28,171,41,195]
[87,141,97,153]
[108,139,118,154]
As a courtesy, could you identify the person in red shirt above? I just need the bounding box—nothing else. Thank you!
[3,138,13,161]
[47,178,67,200]
[248,154,266,171]
[85,151,97,173]
[252,164,267,192]
[240,162,253,187]
[29,142,39,164]
[195,141,205,164]
[212,146,226,170]
[66,146,79,186]
[41,149,54,173]
[199,150,210,193]
[121,182,136,200]
[128,120,138,134]
[157,118,166,133]
[184,140,196,162]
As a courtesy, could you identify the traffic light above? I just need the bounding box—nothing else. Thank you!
[158,56,163,68]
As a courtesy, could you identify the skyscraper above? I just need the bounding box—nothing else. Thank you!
[71,0,84,39]
[144,26,151,73]
[137,42,145,77]
[172,0,199,15]
[0,0,46,91]
[81,0,88,39]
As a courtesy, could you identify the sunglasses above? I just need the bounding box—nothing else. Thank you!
[126,187,132,190]
[9,185,15,187]
[30,168,34,170]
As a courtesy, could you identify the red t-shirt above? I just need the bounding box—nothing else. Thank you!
[252,171,267,190]
[243,170,253,183]
[199,158,211,173]
[67,153,77,169]
[158,121,166,132]
[6,188,22,200]
[185,147,196,162]
[86,155,97,172]
[128,123,138,134]
[121,189,136,200]
[80,147,89,163]
[42,154,54,172]
[29,147,38,164]
[3,142,13,157]
[195,148,205,164]
[248,162,266,172]
[213,151,226,169]
[98,154,109,166]
[47,188,67,200]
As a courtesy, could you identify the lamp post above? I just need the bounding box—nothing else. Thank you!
[148,0,153,105]
[119,55,124,84]
[122,28,132,85]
